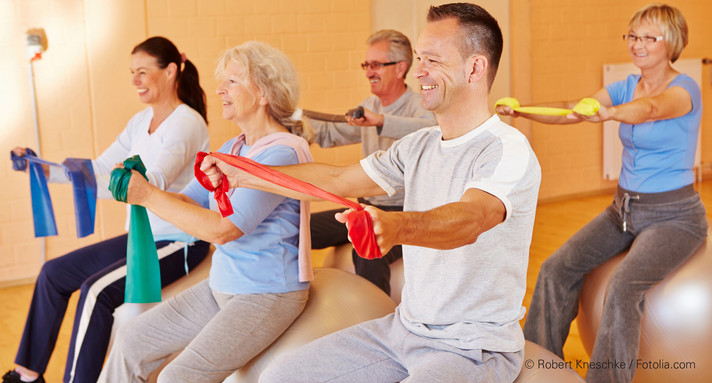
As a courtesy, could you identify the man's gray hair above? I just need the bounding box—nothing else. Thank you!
[367,29,413,78]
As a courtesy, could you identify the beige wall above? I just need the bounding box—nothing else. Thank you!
[1,0,370,284]
[511,0,712,201]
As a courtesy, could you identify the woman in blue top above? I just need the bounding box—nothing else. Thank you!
[98,41,314,383]
[496,4,706,383]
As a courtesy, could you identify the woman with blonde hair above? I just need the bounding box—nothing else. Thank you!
[497,4,706,382]
[98,41,314,383]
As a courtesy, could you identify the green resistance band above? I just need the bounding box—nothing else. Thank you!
[109,155,162,303]
[494,97,600,116]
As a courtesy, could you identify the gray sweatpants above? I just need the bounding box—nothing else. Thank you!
[524,185,707,383]
[98,279,308,383]
[259,307,523,383]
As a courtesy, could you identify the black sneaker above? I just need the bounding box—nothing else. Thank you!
[2,370,45,383]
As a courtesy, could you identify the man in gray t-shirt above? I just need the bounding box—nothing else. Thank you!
[203,4,541,382]
[308,29,436,295]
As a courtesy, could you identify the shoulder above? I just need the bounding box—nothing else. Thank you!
[609,74,640,90]
[252,145,299,166]
[670,73,700,94]
[362,95,381,108]
[463,115,528,144]
[172,104,208,128]
[459,117,534,162]
[389,126,441,153]
[487,117,528,139]
[216,138,238,153]
[400,126,440,143]
[158,105,208,140]
[126,107,153,126]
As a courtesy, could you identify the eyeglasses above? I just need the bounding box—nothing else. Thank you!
[360,61,399,70]
[623,34,663,45]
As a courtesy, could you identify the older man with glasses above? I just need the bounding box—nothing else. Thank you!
[307,29,436,296]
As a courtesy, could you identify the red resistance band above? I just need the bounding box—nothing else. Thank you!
[194,152,383,260]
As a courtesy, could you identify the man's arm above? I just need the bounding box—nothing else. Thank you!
[346,96,437,139]
[355,188,505,254]
[203,158,388,201]
[308,117,362,148]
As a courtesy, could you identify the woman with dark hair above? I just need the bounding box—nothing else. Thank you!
[132,36,207,123]
[4,36,211,383]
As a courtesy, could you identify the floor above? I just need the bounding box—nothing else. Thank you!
[3,181,712,381]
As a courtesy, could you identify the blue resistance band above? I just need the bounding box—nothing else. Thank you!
[11,149,97,238]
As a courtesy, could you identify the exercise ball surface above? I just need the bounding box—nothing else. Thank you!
[578,238,712,383]
[227,267,396,382]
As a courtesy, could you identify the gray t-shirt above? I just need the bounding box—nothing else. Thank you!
[310,87,436,206]
[361,114,541,352]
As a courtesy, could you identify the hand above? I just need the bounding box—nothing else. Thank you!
[11,147,29,172]
[568,105,610,123]
[494,97,521,117]
[112,163,153,205]
[199,155,225,188]
[11,146,49,175]
[11,147,28,157]
[345,107,384,127]
[335,205,398,256]
[494,104,521,117]
[200,155,244,189]
[127,169,154,205]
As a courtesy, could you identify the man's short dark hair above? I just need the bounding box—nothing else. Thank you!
[427,3,503,89]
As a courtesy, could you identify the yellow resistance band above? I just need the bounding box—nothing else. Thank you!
[494,97,600,117]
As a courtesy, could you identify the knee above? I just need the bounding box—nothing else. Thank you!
[538,254,568,279]
[156,364,180,383]
[605,271,645,308]
[78,280,111,313]
[110,318,145,362]
[38,257,64,284]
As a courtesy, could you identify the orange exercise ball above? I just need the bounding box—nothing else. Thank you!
[578,238,712,383]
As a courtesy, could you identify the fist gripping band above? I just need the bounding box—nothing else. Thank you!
[194,152,383,260]
[11,149,96,238]
[494,97,600,116]
[109,155,162,303]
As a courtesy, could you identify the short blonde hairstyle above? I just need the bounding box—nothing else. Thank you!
[628,3,688,63]
[215,41,312,142]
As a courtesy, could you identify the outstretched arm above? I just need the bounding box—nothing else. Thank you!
[495,88,612,124]
[338,188,505,255]
[345,107,436,139]
[200,157,387,201]
[125,170,243,245]
[602,85,693,124]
